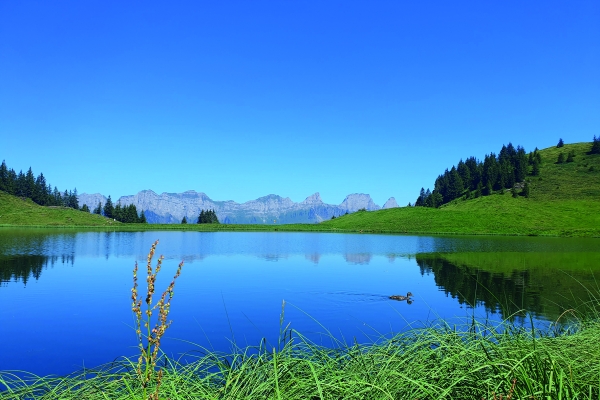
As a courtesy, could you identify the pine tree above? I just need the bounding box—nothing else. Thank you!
[0,160,8,193]
[566,150,574,163]
[557,152,565,164]
[557,138,564,148]
[81,204,90,212]
[104,196,114,219]
[475,181,483,198]
[522,182,530,198]
[181,216,188,224]
[140,210,147,223]
[113,202,122,221]
[5,168,16,195]
[531,159,540,176]
[25,167,35,199]
[94,202,103,215]
[447,167,464,201]
[484,182,493,196]
[591,135,600,154]
[415,188,426,206]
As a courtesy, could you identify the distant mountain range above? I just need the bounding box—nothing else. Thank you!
[78,190,398,224]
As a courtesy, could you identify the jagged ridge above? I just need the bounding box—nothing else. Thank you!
[78,191,398,224]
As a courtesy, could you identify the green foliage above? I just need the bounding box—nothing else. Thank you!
[419,142,528,208]
[140,210,147,224]
[181,216,187,224]
[531,158,541,176]
[103,196,114,219]
[93,202,102,215]
[557,138,564,147]
[112,202,143,223]
[557,152,565,164]
[197,209,219,224]
[522,181,530,198]
[590,135,600,155]
[80,204,90,213]
[0,160,79,209]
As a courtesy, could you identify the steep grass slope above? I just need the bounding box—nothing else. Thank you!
[0,191,118,226]
[322,142,600,237]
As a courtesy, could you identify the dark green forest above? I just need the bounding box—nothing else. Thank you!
[0,160,146,224]
[414,136,600,208]
[0,160,80,209]
[197,209,219,224]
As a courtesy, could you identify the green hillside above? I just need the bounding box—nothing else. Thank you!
[0,191,119,227]
[321,142,600,237]
[1,142,599,236]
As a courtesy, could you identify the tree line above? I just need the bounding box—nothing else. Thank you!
[414,136,599,208]
[414,142,534,207]
[195,209,220,224]
[0,160,80,209]
[0,159,146,223]
[93,195,147,223]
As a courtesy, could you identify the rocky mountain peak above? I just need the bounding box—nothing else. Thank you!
[301,192,323,204]
[382,197,399,209]
[339,193,380,212]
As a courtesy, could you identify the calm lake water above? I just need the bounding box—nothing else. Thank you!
[1,229,599,377]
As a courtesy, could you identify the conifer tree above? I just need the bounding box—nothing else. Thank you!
[566,150,574,163]
[181,216,187,224]
[113,202,122,221]
[94,202,103,215]
[591,135,600,154]
[104,196,114,219]
[415,188,426,206]
[25,167,35,199]
[532,159,540,176]
[81,204,90,212]
[0,160,8,193]
[140,210,147,223]
[557,138,564,148]
[522,182,530,198]
[557,152,565,164]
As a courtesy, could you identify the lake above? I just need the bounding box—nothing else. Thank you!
[1,229,599,377]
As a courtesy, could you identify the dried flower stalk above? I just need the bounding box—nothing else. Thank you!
[131,239,183,399]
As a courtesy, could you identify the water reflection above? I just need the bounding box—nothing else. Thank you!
[1,229,599,378]
[0,254,75,286]
[416,253,599,322]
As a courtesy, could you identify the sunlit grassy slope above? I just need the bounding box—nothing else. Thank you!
[1,142,599,235]
[321,142,600,237]
[0,191,118,226]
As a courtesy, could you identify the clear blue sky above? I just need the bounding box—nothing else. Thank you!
[1,1,598,206]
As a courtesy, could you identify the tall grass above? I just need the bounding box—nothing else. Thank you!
[1,242,600,399]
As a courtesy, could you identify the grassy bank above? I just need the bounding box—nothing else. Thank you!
[2,318,599,399]
[2,142,600,236]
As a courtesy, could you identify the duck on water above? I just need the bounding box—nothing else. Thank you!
[389,292,413,301]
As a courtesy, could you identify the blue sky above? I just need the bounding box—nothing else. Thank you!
[1,1,598,207]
